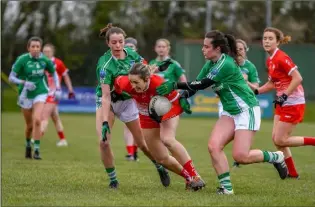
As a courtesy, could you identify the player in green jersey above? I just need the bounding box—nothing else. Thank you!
[149,38,186,82]
[230,39,261,168]
[9,36,61,160]
[156,30,288,195]
[95,24,170,189]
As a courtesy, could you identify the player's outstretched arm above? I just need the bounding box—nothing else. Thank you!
[156,78,216,96]
[255,80,274,95]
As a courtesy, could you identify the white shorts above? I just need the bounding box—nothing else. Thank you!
[220,106,261,131]
[17,94,48,109]
[111,99,139,123]
[218,101,223,117]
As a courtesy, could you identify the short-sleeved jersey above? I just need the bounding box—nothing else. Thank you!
[12,53,55,99]
[46,57,68,90]
[149,58,185,82]
[267,48,305,106]
[197,54,259,115]
[240,59,260,84]
[95,47,143,97]
[114,74,179,116]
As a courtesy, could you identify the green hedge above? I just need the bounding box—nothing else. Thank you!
[2,88,20,112]
[2,89,315,122]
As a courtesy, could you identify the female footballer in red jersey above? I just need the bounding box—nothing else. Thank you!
[255,27,315,179]
[41,43,75,147]
[114,63,205,190]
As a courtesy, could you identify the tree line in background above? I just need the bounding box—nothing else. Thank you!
[1,1,314,86]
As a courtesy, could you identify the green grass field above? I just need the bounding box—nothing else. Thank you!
[2,113,315,206]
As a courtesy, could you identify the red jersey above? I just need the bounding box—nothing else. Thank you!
[114,75,180,117]
[267,48,305,106]
[46,57,68,90]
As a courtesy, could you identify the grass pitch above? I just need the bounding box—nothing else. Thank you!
[2,112,315,206]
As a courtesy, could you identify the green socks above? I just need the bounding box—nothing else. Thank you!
[218,172,233,191]
[25,138,31,147]
[105,167,118,183]
[34,140,40,152]
[151,160,164,171]
[262,151,280,163]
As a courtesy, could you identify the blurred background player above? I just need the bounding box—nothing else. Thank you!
[122,37,143,161]
[40,43,75,147]
[255,27,315,179]
[149,38,187,82]
[157,30,287,195]
[114,63,205,191]
[95,23,170,189]
[231,39,260,168]
[9,36,61,159]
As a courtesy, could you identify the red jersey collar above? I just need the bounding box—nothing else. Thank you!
[270,48,279,60]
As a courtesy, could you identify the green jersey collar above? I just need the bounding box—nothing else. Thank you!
[111,48,129,61]
[28,52,43,59]
[211,53,225,64]
[157,56,170,62]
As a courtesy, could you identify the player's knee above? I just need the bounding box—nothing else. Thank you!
[273,137,287,147]
[232,151,250,164]
[208,141,222,155]
[33,117,41,127]
[99,140,110,150]
[161,138,175,149]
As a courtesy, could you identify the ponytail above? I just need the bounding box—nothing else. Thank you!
[280,35,291,44]
[224,34,237,60]
[99,23,126,42]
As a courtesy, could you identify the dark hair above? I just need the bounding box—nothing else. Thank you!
[129,63,150,81]
[99,23,127,42]
[205,30,237,61]
[27,36,43,48]
[43,43,55,52]
[264,27,291,44]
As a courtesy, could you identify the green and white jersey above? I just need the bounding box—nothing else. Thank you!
[96,47,143,98]
[240,59,260,84]
[149,57,185,82]
[197,54,259,115]
[12,53,55,99]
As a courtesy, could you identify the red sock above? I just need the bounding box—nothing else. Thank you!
[57,131,65,140]
[183,160,198,177]
[180,168,191,181]
[126,145,134,155]
[304,137,315,146]
[133,145,138,153]
[285,157,299,177]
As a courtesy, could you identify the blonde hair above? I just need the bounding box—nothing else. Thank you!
[264,27,291,44]
[129,63,151,80]
[156,38,171,50]
[43,43,55,52]
[236,39,248,52]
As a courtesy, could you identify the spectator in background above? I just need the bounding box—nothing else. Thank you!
[41,43,75,147]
